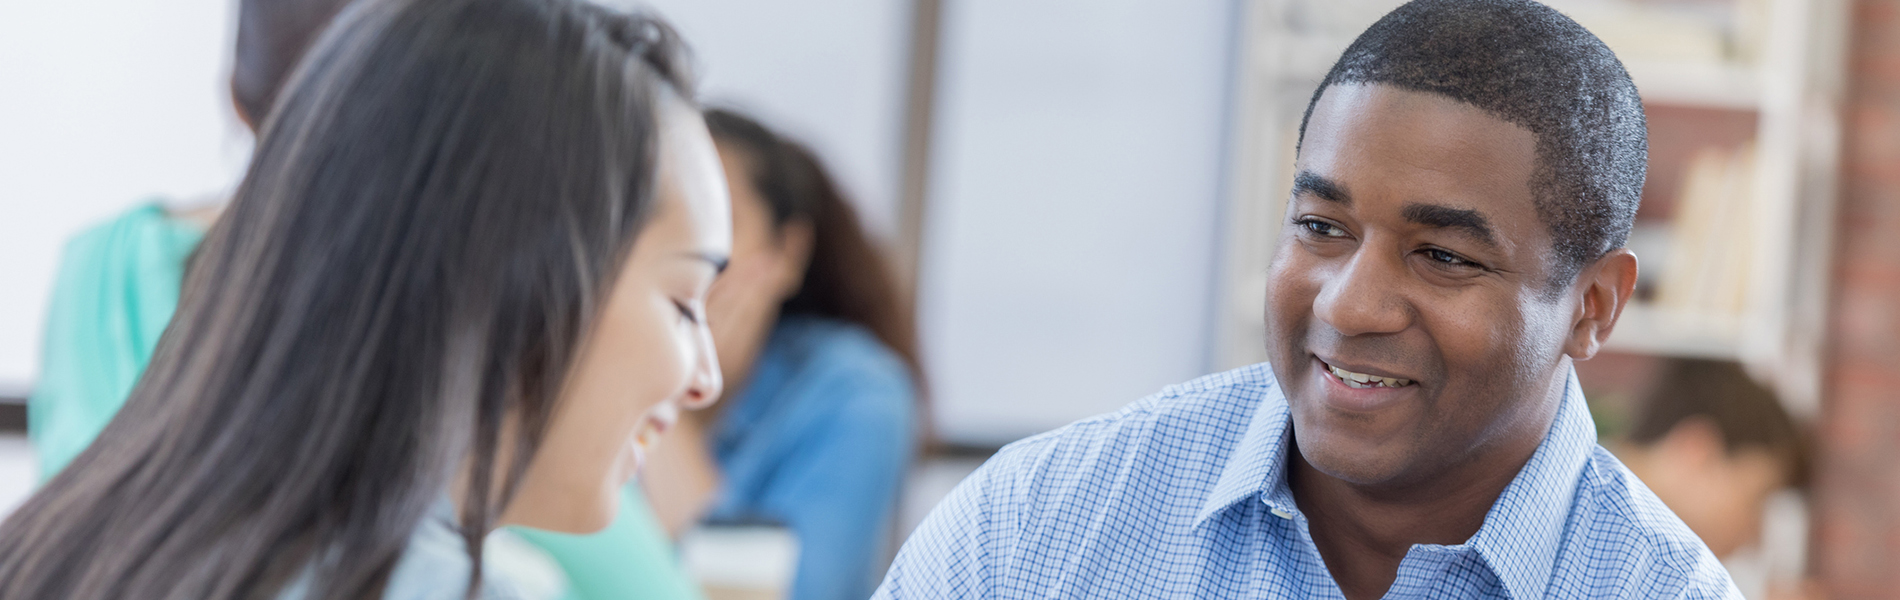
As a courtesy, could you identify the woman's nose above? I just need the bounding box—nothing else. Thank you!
[680,322,724,410]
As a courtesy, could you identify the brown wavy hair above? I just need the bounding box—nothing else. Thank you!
[702,109,924,399]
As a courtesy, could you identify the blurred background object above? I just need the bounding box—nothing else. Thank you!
[1610,359,1811,596]
[4,0,1900,598]
[0,0,250,406]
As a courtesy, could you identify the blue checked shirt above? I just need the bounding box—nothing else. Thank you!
[876,364,1739,599]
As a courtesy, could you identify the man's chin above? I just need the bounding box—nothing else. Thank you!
[1292,435,1415,487]
[1287,408,1426,487]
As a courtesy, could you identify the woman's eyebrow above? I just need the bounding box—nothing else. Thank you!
[680,251,730,274]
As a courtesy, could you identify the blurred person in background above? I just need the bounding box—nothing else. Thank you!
[26,0,355,485]
[1614,359,1807,559]
[0,0,726,598]
[642,108,921,600]
[24,0,713,598]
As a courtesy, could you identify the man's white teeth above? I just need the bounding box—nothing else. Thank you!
[1327,364,1412,388]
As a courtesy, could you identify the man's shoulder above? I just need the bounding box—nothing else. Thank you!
[974,364,1281,504]
[1555,447,1739,598]
[999,363,1277,454]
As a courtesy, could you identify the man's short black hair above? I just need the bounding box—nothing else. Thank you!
[1297,0,1648,284]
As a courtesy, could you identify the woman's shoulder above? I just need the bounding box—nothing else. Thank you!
[276,512,570,600]
[52,200,207,290]
[385,513,569,600]
[768,316,911,389]
[726,316,916,437]
[63,201,204,251]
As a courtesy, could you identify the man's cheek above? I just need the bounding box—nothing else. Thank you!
[1265,294,1317,358]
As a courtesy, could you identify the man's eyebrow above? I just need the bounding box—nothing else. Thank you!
[1401,203,1499,248]
[684,251,730,274]
[1292,171,1351,204]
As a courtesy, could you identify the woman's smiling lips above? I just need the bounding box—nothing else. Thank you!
[628,405,681,474]
[1311,356,1420,412]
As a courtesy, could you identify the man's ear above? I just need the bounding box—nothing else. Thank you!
[1564,248,1638,361]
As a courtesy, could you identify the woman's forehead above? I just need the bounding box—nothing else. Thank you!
[655,98,733,255]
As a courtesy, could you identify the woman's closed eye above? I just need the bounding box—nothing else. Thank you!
[673,299,703,324]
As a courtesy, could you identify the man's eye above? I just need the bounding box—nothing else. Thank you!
[1422,248,1475,267]
[1297,219,1347,238]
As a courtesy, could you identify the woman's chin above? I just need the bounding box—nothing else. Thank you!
[621,435,652,482]
[499,487,617,534]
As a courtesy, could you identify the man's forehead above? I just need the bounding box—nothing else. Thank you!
[1295,83,1549,253]
[1301,86,1537,200]
[1301,83,1537,168]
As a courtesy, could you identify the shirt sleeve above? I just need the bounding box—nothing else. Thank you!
[872,455,1001,600]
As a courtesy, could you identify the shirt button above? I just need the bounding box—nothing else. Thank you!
[1270,508,1293,519]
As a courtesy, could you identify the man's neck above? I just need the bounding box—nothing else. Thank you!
[1289,370,1568,600]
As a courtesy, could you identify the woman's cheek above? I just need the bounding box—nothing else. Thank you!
[641,296,701,407]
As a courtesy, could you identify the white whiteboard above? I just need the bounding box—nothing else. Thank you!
[918,0,1238,445]
[628,0,913,240]
[0,0,249,397]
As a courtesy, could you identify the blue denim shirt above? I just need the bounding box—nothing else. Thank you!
[709,316,918,600]
[877,363,1739,599]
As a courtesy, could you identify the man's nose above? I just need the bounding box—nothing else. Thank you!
[1312,250,1412,337]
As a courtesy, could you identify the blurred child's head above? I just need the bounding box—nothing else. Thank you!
[1618,359,1807,557]
[231,0,356,130]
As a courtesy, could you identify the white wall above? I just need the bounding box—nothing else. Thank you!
[0,0,1242,448]
[919,0,1238,445]
[629,0,914,240]
[0,0,247,397]
[0,0,914,398]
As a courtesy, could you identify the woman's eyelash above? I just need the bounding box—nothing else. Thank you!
[673,300,700,324]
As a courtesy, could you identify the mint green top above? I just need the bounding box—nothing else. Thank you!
[513,487,707,600]
[29,202,704,600]
[29,202,202,477]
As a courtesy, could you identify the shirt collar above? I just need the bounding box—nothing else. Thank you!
[1195,379,1297,524]
[1196,367,1596,599]
[1467,369,1595,599]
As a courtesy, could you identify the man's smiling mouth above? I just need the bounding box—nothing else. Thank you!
[1325,363,1415,389]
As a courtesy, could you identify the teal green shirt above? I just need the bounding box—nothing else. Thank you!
[29,202,702,600]
[29,202,201,478]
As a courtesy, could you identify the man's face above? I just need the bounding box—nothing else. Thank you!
[1266,83,1578,489]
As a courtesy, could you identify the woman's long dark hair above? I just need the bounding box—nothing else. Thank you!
[0,0,692,598]
[701,109,923,391]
